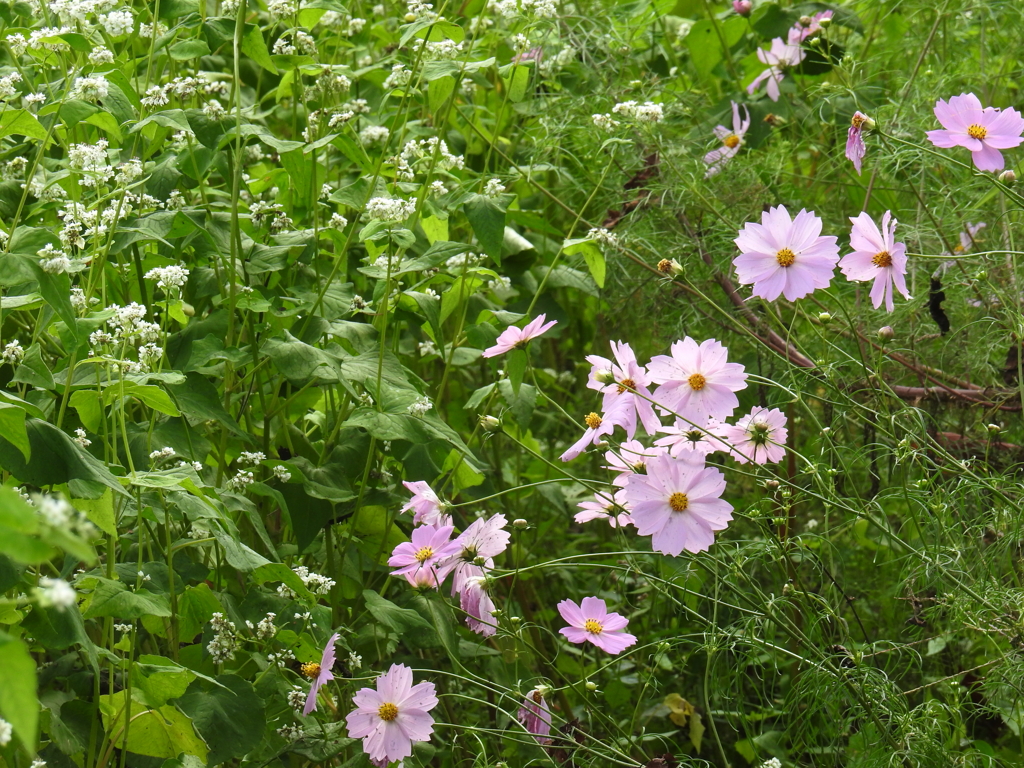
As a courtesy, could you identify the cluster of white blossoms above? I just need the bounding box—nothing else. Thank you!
[272,30,317,56]
[0,71,21,102]
[396,136,465,181]
[34,495,96,538]
[272,464,292,482]
[208,612,240,663]
[36,577,77,610]
[484,178,506,197]
[70,74,109,102]
[611,100,664,123]
[2,340,23,366]
[383,63,412,90]
[417,39,463,60]
[359,125,390,146]
[493,0,559,18]
[68,140,114,186]
[228,470,255,490]
[246,612,278,640]
[38,243,76,275]
[591,113,621,131]
[407,395,433,417]
[248,201,293,232]
[239,451,266,466]
[266,0,298,20]
[365,196,417,223]
[587,227,619,248]
[0,717,11,747]
[275,565,336,598]
[145,265,190,291]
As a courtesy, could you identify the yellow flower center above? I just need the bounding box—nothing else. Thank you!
[378,702,399,721]
[872,251,892,268]
[585,412,602,429]
[300,662,321,678]
[723,134,741,149]
[616,377,636,394]
[851,114,867,128]
[584,619,603,634]
[688,373,707,391]
[414,546,434,562]
[657,258,673,274]
[776,248,796,267]
[967,123,987,140]
[669,492,689,512]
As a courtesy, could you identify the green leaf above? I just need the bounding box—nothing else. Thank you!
[241,23,278,73]
[0,403,29,461]
[12,343,55,390]
[211,529,270,571]
[84,109,122,140]
[132,657,197,708]
[498,379,536,427]
[0,486,51,564]
[175,584,222,642]
[70,390,103,433]
[428,75,455,112]
[21,601,98,672]
[686,19,744,76]
[506,348,527,396]
[169,38,211,60]
[0,108,47,141]
[0,632,38,751]
[503,64,531,103]
[99,690,208,760]
[564,237,606,288]
[176,675,266,766]
[363,590,439,647]
[104,382,181,417]
[72,489,116,536]
[464,193,509,262]
[83,578,172,619]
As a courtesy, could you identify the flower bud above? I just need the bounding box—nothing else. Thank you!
[818,16,831,28]
[594,368,616,385]
[404,12,417,21]
[999,169,1017,184]
[798,15,813,26]
[808,36,822,46]
[732,0,752,15]
[513,518,528,529]
[764,479,780,490]
[585,681,598,691]
[480,415,501,432]
[510,616,521,625]
[473,555,487,566]
[987,423,1001,434]
[818,312,832,323]
[656,258,683,277]
[877,326,894,342]
[782,582,793,595]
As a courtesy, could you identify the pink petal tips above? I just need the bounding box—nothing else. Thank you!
[704,101,751,177]
[846,111,872,175]
[482,313,557,358]
[839,211,910,312]
[557,596,637,654]
[717,407,789,465]
[302,632,339,715]
[345,663,438,765]
[926,93,1024,172]
[733,204,840,302]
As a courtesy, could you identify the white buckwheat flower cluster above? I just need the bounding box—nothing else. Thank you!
[101,9,134,36]
[383,64,411,90]
[587,227,619,248]
[359,125,390,146]
[208,613,239,662]
[483,178,506,197]
[247,612,278,640]
[36,578,77,610]
[417,39,463,60]
[611,100,664,123]
[0,717,11,747]
[365,196,416,222]
[396,137,465,180]
[494,0,559,17]
[239,451,266,466]
[0,72,21,101]
[592,113,621,131]
[407,396,433,417]
[273,465,292,482]
[278,566,336,598]
[70,75,109,102]
[2,340,23,366]
[145,265,190,291]
[228,470,255,490]
[68,140,114,186]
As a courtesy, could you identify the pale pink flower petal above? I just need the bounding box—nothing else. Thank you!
[926,93,1024,172]
[839,211,910,312]
[302,633,340,715]
[401,480,450,526]
[648,337,748,425]
[557,597,637,655]
[717,406,789,464]
[345,663,437,764]
[704,101,750,177]
[518,688,553,745]
[482,313,557,357]
[388,524,462,588]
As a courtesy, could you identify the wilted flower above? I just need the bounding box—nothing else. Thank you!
[460,575,497,635]
[839,211,910,312]
[401,480,450,526]
[518,687,553,744]
[846,111,873,174]
[557,596,637,654]
[345,663,438,765]
[705,101,750,177]
[926,93,1024,172]
[301,633,339,715]
[718,407,788,465]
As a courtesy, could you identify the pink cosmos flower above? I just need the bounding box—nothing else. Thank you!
[846,111,872,175]
[654,417,726,458]
[518,687,553,744]
[839,211,910,312]
[559,404,631,462]
[482,314,557,358]
[575,489,633,528]
[604,440,667,487]
[788,10,833,43]
[438,513,510,594]
[388,525,461,588]
[460,575,497,636]
[717,406,788,464]
[302,632,339,715]
[926,93,1024,172]
[557,596,637,655]
[401,481,450,526]
[747,38,805,102]
[586,341,661,438]
[345,663,438,765]
[957,221,986,253]
[647,337,748,425]
[704,101,751,177]
[624,453,733,556]
[733,205,840,301]
[732,0,752,16]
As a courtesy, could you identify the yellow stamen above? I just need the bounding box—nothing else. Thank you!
[669,492,689,512]
[967,124,987,140]
[414,546,434,562]
[723,134,741,149]
[584,619,603,634]
[300,662,321,679]
[872,251,892,268]
[616,377,636,394]
[378,702,399,721]
[585,412,602,429]
[776,248,796,267]
[688,373,707,391]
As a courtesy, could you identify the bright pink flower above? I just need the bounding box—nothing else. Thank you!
[704,101,751,177]
[302,633,339,715]
[839,211,910,312]
[846,111,871,174]
[585,341,661,438]
[401,481,450,526]
[557,596,637,655]
[654,417,726,458]
[747,38,804,102]
[388,525,461,588]
[957,221,986,253]
[732,0,752,16]
[926,93,1024,172]
[345,663,438,765]
[482,313,557,358]
[733,205,840,301]
[460,575,497,636]
[518,687,553,745]
[575,489,633,528]
[559,404,630,462]
[648,337,748,425]
[717,406,788,464]
[788,10,832,43]
[438,513,510,594]
[604,440,667,487]
[624,453,733,556]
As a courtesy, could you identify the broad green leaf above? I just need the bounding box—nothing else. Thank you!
[428,75,455,112]
[506,348,527,396]
[175,584,222,642]
[70,390,103,433]
[132,657,197,708]
[169,38,211,60]
[12,343,55,390]
[83,578,172,619]
[99,690,208,760]
[84,109,122,140]
[421,214,449,244]
[363,589,439,647]
[564,237,606,288]
[0,403,29,461]
[0,632,37,751]
[104,382,181,417]
[0,108,47,140]
[464,193,509,261]
[241,23,278,73]
[176,675,266,765]
[504,64,531,102]
[72,489,116,536]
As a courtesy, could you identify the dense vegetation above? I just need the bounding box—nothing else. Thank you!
[0,0,1023,767]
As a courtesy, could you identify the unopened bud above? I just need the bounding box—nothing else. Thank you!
[656,258,683,277]
[510,616,521,625]
[999,170,1017,184]
[594,369,615,385]
[585,681,597,691]
[404,11,417,21]
[877,326,894,342]
[798,15,813,26]
[818,312,832,323]
[765,479,780,490]
[818,16,831,28]
[987,423,1001,434]
[479,415,501,432]
[732,0,752,16]
[808,36,822,46]
[763,113,786,127]
[782,582,793,595]
[182,301,195,317]
[512,518,528,529]
[473,555,487,566]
